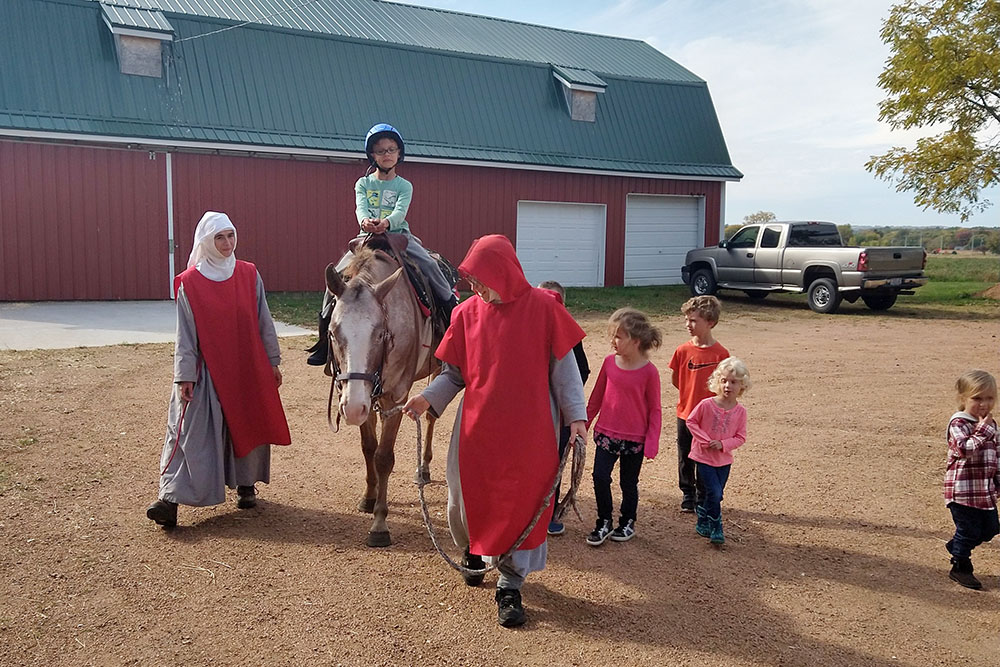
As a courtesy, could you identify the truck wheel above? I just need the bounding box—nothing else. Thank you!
[690,269,717,296]
[807,278,841,314]
[745,290,768,301]
[861,292,897,311]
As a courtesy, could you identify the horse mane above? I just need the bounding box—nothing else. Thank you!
[344,246,394,284]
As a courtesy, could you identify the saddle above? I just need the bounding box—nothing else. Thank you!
[348,233,458,337]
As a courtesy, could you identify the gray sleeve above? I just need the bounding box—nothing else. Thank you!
[173,285,199,383]
[551,351,586,424]
[256,272,281,366]
[421,363,465,418]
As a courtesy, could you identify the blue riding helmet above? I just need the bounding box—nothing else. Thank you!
[365,123,405,165]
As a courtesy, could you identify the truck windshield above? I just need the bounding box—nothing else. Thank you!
[788,225,842,247]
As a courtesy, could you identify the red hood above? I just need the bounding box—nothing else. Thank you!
[458,235,531,303]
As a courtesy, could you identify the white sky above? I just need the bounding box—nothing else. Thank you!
[392,0,999,228]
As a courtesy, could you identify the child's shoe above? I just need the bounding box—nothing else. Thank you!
[949,557,982,590]
[586,518,613,546]
[680,497,696,513]
[610,518,636,542]
[695,506,711,538]
[547,520,565,536]
[709,515,725,545]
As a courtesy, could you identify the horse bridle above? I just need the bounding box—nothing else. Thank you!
[327,297,396,432]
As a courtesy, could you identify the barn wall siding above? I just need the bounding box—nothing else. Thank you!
[0,140,167,301]
[170,153,364,293]
[2,141,723,299]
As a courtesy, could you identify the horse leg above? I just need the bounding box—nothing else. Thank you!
[414,415,436,484]
[358,412,378,514]
[367,411,401,548]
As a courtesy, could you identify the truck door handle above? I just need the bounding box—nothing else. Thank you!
[746,253,753,258]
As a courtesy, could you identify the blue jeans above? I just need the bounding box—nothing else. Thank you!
[947,502,1000,559]
[697,462,731,519]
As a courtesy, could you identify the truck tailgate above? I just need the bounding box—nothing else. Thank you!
[861,247,924,273]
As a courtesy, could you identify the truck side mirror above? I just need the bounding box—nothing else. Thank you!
[718,240,728,248]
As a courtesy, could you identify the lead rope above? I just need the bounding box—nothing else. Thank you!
[382,404,586,577]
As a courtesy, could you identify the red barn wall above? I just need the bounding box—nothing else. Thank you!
[0,140,168,301]
[171,154,723,292]
[1,141,724,299]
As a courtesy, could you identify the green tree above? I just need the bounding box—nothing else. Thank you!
[743,210,776,225]
[723,224,742,239]
[866,0,1000,221]
[837,224,854,244]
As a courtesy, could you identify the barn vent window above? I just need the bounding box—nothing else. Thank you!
[552,66,607,123]
[100,3,175,78]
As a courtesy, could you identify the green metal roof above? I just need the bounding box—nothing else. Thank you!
[88,0,703,83]
[0,0,741,179]
[101,3,174,35]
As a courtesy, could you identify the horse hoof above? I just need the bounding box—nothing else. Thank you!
[366,531,392,548]
[413,468,431,485]
[358,498,376,513]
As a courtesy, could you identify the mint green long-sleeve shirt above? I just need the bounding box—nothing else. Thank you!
[355,173,412,233]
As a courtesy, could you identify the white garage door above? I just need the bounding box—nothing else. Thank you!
[624,194,702,286]
[516,201,606,287]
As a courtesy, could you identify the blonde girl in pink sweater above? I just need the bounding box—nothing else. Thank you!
[585,308,662,546]
[686,357,751,545]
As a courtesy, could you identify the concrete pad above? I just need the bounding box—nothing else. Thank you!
[0,301,311,351]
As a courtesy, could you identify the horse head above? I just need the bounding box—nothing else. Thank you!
[325,256,404,426]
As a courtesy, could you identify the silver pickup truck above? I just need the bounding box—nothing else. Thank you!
[681,221,927,313]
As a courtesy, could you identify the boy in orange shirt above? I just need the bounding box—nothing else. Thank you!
[668,296,729,512]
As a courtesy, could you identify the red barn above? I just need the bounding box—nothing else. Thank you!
[0,0,741,300]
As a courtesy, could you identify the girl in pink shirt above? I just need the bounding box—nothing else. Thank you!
[585,308,662,546]
[686,357,750,545]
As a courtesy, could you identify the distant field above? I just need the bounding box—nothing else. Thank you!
[924,253,1000,283]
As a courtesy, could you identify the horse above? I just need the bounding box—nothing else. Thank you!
[324,245,441,547]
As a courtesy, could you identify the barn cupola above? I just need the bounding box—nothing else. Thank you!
[552,65,607,122]
[100,3,175,78]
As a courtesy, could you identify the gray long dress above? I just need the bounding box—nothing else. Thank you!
[157,272,281,507]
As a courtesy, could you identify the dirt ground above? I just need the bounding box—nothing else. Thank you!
[2,303,1000,666]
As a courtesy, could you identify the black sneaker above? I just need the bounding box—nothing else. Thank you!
[236,485,257,509]
[949,558,983,590]
[586,519,613,546]
[680,497,695,513]
[146,499,177,528]
[495,588,526,628]
[610,519,636,542]
[461,549,485,587]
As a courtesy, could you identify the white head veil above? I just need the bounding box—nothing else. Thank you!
[187,211,237,282]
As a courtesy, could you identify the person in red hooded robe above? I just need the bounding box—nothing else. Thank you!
[404,235,587,628]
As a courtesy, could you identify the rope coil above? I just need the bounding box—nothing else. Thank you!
[384,404,586,576]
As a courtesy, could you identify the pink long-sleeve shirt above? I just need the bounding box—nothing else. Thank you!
[586,354,662,458]
[686,396,747,467]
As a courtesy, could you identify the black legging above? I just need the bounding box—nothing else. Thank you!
[593,446,643,523]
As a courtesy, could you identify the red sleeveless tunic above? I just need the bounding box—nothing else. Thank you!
[436,236,584,554]
[176,261,291,457]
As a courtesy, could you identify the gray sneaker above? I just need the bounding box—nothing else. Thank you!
[610,519,636,542]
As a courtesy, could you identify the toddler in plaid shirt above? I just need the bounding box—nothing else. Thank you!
[944,369,998,590]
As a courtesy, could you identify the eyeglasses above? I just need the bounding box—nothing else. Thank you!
[372,147,399,156]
